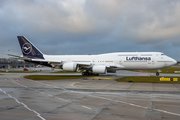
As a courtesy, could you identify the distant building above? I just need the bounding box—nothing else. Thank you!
[0,58,35,69]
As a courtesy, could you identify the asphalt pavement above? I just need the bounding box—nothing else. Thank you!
[0,71,180,120]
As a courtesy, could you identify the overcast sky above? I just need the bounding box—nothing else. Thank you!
[0,0,180,60]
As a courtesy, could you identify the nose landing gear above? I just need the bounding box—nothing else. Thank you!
[156,69,161,76]
[156,72,159,76]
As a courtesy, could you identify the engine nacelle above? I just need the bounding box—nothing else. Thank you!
[63,62,79,72]
[92,65,107,74]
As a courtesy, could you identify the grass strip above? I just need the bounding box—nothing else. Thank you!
[115,76,180,83]
[131,67,180,74]
[24,75,89,80]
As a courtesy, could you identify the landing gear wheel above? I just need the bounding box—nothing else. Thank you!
[156,72,159,76]
[82,72,88,76]
[82,72,93,76]
[82,71,100,76]
[95,74,99,76]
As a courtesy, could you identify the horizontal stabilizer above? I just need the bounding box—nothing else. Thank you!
[8,54,22,58]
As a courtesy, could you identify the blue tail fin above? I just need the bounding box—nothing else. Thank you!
[17,36,44,59]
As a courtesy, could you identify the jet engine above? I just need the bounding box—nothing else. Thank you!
[63,62,79,72]
[92,65,107,74]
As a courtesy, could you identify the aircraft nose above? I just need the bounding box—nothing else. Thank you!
[173,59,177,65]
[171,58,177,65]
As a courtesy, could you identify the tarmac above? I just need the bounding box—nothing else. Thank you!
[0,70,180,120]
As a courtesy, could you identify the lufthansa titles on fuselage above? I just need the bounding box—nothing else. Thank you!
[126,57,151,61]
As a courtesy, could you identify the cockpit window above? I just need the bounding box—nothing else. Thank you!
[161,54,165,56]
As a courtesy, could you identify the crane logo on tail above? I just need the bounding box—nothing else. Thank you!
[22,43,32,55]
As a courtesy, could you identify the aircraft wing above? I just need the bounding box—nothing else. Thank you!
[75,62,124,68]
[76,62,125,70]
[106,64,125,69]
[8,54,124,70]
[76,63,91,66]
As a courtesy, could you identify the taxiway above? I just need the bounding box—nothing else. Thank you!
[0,71,180,120]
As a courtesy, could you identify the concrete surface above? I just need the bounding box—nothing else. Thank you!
[2,70,180,77]
[0,74,180,120]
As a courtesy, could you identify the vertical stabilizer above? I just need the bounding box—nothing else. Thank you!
[17,36,44,59]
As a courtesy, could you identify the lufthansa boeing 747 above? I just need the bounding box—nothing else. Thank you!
[11,36,177,76]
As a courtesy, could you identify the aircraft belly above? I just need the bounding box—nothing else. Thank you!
[124,62,150,70]
[137,64,148,69]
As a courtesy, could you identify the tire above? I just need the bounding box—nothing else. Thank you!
[85,72,88,76]
[156,72,159,76]
[94,74,99,76]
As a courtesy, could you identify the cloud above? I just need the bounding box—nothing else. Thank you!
[135,1,180,41]
[0,0,180,60]
[13,0,94,33]
[86,0,180,43]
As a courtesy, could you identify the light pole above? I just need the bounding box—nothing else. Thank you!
[8,50,10,70]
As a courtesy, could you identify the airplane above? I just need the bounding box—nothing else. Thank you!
[11,36,177,76]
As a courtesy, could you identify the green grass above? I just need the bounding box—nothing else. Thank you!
[0,71,37,73]
[132,67,180,74]
[115,77,180,83]
[24,75,89,80]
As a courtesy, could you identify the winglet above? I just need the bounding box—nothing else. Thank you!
[17,36,44,59]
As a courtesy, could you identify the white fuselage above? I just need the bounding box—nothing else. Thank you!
[43,52,177,70]
[17,36,177,75]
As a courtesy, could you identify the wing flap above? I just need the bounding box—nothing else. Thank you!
[106,64,125,68]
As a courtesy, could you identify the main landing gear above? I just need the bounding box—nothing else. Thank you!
[82,71,99,76]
